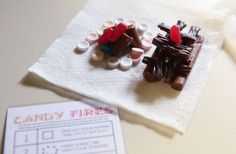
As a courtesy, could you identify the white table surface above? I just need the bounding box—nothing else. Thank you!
[1,0,236,153]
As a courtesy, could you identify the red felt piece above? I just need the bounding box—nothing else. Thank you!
[170,25,182,44]
[98,28,113,46]
[110,23,127,42]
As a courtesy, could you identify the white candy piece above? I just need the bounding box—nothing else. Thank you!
[132,47,144,54]
[115,18,124,25]
[126,20,136,26]
[107,57,120,69]
[97,28,104,36]
[77,40,90,52]
[120,57,132,70]
[143,32,153,41]
[141,39,152,51]
[137,23,148,35]
[103,20,115,28]
[91,50,104,62]
[86,33,99,44]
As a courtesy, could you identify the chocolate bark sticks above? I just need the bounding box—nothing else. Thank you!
[142,20,204,91]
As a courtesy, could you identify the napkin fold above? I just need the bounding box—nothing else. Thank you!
[28,0,228,133]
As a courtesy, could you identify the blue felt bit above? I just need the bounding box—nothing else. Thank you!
[101,44,114,56]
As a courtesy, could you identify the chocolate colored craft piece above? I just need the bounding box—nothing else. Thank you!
[112,33,133,57]
[142,20,204,91]
[171,36,204,90]
[126,25,142,48]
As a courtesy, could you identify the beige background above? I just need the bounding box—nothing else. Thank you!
[1,0,236,153]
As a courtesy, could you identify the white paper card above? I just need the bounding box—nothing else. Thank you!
[4,101,126,154]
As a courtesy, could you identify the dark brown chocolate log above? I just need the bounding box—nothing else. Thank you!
[158,23,196,45]
[171,37,204,90]
[164,56,176,82]
[153,34,193,52]
[112,33,133,56]
[181,33,196,45]
[158,23,170,33]
[143,63,158,82]
[152,36,191,63]
[142,48,161,82]
[158,21,187,33]
[155,50,165,80]
[126,25,142,47]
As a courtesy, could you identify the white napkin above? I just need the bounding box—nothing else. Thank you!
[29,0,227,133]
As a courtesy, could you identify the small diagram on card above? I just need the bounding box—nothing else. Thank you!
[41,145,59,154]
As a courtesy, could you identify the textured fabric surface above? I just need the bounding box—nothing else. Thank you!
[29,0,227,133]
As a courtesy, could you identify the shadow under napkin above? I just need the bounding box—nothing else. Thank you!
[21,72,178,137]
[134,80,180,103]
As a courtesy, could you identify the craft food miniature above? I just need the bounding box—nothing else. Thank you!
[98,23,143,57]
[142,20,204,91]
[77,18,153,70]
[95,20,152,69]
